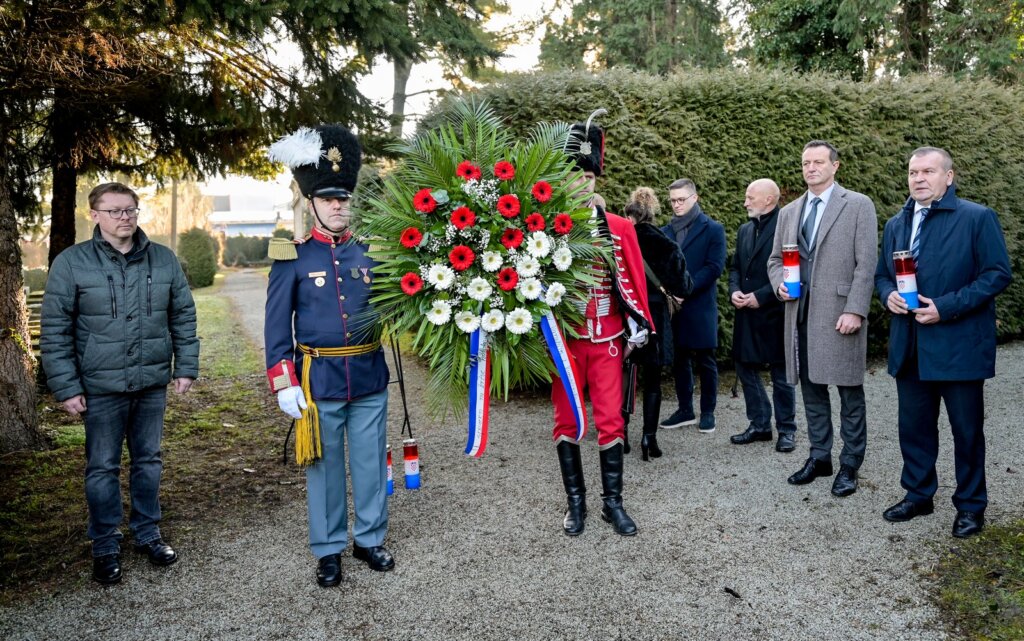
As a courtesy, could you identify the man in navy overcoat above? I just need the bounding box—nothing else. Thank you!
[875,146,1012,538]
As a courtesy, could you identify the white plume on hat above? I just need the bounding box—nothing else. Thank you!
[268,127,323,168]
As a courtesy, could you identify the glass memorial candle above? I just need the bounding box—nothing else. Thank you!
[893,250,919,310]
[782,244,801,298]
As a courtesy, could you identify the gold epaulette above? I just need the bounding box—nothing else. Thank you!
[268,237,298,261]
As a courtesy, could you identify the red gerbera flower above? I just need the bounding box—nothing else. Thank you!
[497,194,521,218]
[553,213,573,235]
[400,227,423,248]
[531,180,552,203]
[456,161,482,181]
[525,213,546,232]
[401,272,423,295]
[450,206,476,230]
[497,267,519,291]
[449,245,476,271]
[500,227,524,250]
[413,188,437,213]
[493,160,515,180]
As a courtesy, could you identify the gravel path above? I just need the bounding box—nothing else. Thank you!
[4,268,1022,641]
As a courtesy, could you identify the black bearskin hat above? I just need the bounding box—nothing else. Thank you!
[268,124,361,199]
[569,109,606,177]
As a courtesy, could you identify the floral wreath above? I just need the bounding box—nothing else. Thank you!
[356,101,609,430]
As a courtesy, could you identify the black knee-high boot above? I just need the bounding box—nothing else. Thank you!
[641,391,663,461]
[556,441,587,536]
[599,443,637,536]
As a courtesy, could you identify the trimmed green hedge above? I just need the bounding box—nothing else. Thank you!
[178,227,218,288]
[437,69,1024,358]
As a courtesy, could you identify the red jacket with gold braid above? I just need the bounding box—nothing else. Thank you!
[570,206,654,342]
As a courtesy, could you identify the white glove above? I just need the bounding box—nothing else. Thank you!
[277,386,307,419]
[626,317,649,348]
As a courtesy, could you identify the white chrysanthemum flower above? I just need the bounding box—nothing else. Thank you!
[454,310,481,334]
[481,309,505,332]
[481,251,503,272]
[505,307,533,335]
[545,282,566,307]
[427,264,455,290]
[467,277,493,301]
[552,247,573,271]
[518,277,542,300]
[526,232,552,258]
[426,300,452,326]
[516,256,541,278]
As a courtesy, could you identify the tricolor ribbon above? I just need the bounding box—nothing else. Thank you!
[465,328,491,457]
[540,311,587,441]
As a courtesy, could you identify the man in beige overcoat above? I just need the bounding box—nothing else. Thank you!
[767,140,878,497]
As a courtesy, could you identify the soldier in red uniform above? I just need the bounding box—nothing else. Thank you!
[552,114,654,537]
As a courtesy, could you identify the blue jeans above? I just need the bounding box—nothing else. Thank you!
[671,347,718,415]
[83,386,167,557]
[735,360,796,435]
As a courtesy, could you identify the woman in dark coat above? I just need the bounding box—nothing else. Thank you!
[623,189,693,460]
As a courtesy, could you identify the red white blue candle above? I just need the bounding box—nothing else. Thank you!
[894,250,919,310]
[386,444,394,495]
[403,439,420,490]
[782,244,801,298]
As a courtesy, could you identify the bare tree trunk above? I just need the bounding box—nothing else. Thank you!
[170,178,178,254]
[47,96,79,266]
[0,151,43,454]
[390,58,413,139]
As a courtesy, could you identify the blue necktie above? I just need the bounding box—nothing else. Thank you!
[911,207,930,265]
[801,197,821,246]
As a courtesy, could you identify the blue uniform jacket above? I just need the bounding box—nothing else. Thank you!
[875,186,1012,381]
[660,205,726,350]
[264,228,389,400]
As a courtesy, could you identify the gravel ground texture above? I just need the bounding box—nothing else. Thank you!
[4,268,1022,641]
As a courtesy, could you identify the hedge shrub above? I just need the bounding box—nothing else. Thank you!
[436,69,1024,359]
[178,227,218,288]
[222,235,271,267]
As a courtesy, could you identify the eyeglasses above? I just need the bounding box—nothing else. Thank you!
[669,195,695,205]
[93,208,141,219]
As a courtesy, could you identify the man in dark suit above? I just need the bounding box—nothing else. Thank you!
[659,179,726,433]
[875,146,1011,538]
[728,179,797,453]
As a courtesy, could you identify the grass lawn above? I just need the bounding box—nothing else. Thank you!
[933,521,1024,640]
[0,273,303,601]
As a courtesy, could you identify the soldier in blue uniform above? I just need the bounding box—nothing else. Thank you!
[264,124,393,587]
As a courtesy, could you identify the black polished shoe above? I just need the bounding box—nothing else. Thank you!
[730,426,772,445]
[831,465,858,497]
[883,498,935,523]
[775,433,796,453]
[787,457,833,485]
[134,539,178,566]
[316,553,342,587]
[352,544,395,572]
[952,510,985,538]
[92,553,122,585]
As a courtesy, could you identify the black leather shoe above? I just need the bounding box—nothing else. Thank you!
[352,544,395,572]
[787,457,833,485]
[883,498,934,522]
[92,553,122,585]
[831,464,858,497]
[316,553,342,587]
[730,426,772,445]
[952,510,985,538]
[775,433,796,453]
[134,540,178,566]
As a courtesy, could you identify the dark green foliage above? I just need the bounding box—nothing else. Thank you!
[178,228,218,288]
[21,269,47,293]
[443,68,1024,357]
[221,235,271,267]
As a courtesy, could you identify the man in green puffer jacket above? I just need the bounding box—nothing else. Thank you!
[41,182,200,585]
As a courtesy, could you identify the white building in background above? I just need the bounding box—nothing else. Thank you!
[206,193,294,237]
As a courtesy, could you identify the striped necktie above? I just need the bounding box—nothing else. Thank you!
[801,197,821,246]
[910,207,930,265]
